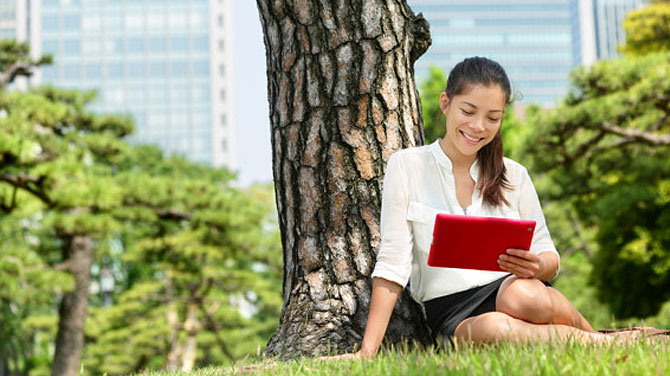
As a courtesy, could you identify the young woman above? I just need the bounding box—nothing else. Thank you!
[340,57,617,359]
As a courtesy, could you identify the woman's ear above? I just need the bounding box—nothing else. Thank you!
[439,92,450,115]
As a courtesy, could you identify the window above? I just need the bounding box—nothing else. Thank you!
[148,113,168,129]
[191,84,209,100]
[104,13,122,28]
[220,114,226,126]
[82,39,101,54]
[149,62,168,78]
[170,83,188,103]
[168,12,187,29]
[41,66,58,82]
[220,88,225,102]
[171,110,189,130]
[219,64,225,76]
[125,14,143,30]
[126,85,145,103]
[43,40,59,55]
[104,87,124,105]
[106,63,123,77]
[217,14,223,27]
[170,36,188,52]
[84,63,102,79]
[63,39,81,55]
[63,65,79,80]
[127,37,144,54]
[148,37,167,53]
[63,15,80,30]
[218,39,224,51]
[191,35,209,51]
[82,15,102,30]
[189,11,206,31]
[192,112,209,127]
[192,60,209,76]
[42,15,59,31]
[104,38,122,54]
[170,60,188,77]
[222,139,227,152]
[147,13,165,29]
[128,62,145,78]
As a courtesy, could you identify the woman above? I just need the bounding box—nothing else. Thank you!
[343,57,615,359]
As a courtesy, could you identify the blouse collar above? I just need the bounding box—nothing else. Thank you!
[429,139,480,182]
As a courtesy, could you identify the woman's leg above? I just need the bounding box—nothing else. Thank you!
[453,311,608,344]
[495,276,594,332]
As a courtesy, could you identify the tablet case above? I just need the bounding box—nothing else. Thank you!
[427,213,536,272]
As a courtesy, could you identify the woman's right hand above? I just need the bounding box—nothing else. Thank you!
[317,349,375,361]
[317,277,402,362]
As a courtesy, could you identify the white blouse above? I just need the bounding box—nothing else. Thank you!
[371,140,559,303]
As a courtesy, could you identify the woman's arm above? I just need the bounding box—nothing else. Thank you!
[319,277,402,360]
[358,277,403,357]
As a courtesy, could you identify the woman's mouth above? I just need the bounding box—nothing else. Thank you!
[460,130,483,145]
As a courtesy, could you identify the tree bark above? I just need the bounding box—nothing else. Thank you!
[51,235,93,376]
[257,0,432,357]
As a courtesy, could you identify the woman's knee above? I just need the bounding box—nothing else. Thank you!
[496,278,555,323]
[455,312,514,343]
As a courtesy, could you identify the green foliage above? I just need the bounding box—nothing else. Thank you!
[419,66,447,144]
[620,3,670,56]
[522,52,670,318]
[0,39,282,374]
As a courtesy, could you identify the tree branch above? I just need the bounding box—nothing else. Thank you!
[0,60,32,89]
[0,173,52,207]
[598,121,670,146]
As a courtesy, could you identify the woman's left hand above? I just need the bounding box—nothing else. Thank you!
[497,249,541,278]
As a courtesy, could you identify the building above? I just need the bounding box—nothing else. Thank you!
[592,0,646,60]
[409,0,645,107]
[4,0,235,169]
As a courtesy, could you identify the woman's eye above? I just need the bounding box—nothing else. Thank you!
[489,117,500,122]
[461,109,473,115]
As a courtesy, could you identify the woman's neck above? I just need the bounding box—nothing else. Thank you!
[439,137,476,170]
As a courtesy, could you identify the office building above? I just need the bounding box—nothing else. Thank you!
[4,0,235,169]
[409,0,646,106]
[410,0,588,106]
[592,0,646,60]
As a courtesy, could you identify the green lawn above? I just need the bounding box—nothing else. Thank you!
[142,339,670,375]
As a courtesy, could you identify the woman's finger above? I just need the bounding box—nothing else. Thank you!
[498,259,535,278]
[505,249,539,262]
[499,253,539,273]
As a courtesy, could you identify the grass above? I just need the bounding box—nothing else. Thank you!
[140,339,670,376]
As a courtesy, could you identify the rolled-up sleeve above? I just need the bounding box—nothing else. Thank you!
[370,153,414,287]
[517,167,560,275]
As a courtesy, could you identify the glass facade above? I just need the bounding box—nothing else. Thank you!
[593,0,646,60]
[0,1,17,39]
[410,0,583,106]
[38,0,233,167]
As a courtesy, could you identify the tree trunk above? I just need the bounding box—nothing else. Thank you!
[180,301,200,371]
[257,0,432,357]
[51,235,93,376]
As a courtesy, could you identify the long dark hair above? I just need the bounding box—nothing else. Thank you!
[445,56,512,207]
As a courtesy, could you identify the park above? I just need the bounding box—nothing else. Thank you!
[1,1,669,375]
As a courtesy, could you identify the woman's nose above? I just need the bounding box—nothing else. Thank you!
[471,116,486,132]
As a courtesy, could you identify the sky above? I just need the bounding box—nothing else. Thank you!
[231,2,273,187]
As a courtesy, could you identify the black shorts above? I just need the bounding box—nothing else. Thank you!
[424,275,508,347]
[424,275,551,348]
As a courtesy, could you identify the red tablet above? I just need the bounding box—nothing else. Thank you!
[427,213,536,272]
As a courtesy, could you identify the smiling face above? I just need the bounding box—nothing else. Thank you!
[439,84,506,162]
